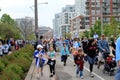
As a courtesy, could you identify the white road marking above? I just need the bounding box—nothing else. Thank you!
[68,57,105,80]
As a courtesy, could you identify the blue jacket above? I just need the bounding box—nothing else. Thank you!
[98,40,110,53]
[116,37,120,61]
[34,49,45,65]
[60,46,69,55]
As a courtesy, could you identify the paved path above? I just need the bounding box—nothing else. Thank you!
[25,59,57,80]
[25,52,116,80]
[55,54,116,80]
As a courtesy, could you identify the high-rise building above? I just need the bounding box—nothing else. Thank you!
[75,0,85,16]
[70,0,88,37]
[61,5,75,37]
[85,0,120,27]
[53,13,62,38]
[53,5,75,38]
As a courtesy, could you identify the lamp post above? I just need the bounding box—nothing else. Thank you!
[34,0,38,40]
[100,0,103,35]
[34,0,48,40]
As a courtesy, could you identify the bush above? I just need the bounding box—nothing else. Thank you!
[0,60,5,72]
[0,44,34,80]
[0,69,21,80]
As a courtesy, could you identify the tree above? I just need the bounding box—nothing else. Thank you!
[18,19,35,40]
[65,33,71,39]
[90,20,101,37]
[0,23,21,39]
[1,13,15,26]
[83,30,90,38]
[110,17,118,37]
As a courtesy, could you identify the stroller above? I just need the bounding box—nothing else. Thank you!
[103,55,116,76]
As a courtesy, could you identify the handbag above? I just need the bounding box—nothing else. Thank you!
[47,59,51,65]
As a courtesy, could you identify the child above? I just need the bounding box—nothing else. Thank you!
[34,44,45,78]
[60,43,69,66]
[47,46,56,77]
[74,48,86,79]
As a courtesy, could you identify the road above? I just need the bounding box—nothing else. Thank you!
[55,54,116,80]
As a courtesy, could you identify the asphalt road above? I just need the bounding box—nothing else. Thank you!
[55,54,116,80]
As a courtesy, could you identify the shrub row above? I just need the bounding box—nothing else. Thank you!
[0,44,34,80]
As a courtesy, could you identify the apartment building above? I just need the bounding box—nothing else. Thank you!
[53,5,75,38]
[61,5,75,37]
[86,0,120,27]
[53,13,62,38]
[70,0,89,37]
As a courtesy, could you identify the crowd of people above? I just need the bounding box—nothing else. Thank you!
[0,37,25,57]
[33,34,118,79]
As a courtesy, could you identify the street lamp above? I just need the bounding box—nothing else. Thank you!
[34,0,48,40]
[100,0,103,35]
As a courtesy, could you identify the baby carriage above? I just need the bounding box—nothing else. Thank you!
[103,56,116,76]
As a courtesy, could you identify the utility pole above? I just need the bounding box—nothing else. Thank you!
[34,0,38,40]
[100,0,103,35]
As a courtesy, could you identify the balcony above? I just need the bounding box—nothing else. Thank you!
[85,6,90,9]
[86,1,90,5]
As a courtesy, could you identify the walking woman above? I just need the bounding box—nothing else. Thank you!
[34,44,45,78]
[47,46,56,77]
[85,39,98,77]
[60,43,70,66]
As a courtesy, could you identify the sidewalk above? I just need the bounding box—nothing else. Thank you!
[25,59,57,80]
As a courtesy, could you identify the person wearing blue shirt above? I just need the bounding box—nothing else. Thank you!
[34,44,45,78]
[60,43,69,66]
[115,37,120,80]
[97,34,110,69]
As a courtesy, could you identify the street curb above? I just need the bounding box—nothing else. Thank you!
[24,58,58,80]
[24,59,36,80]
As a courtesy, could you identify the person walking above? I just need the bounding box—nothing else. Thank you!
[85,39,98,77]
[60,43,70,66]
[47,46,56,77]
[111,37,116,56]
[74,48,85,79]
[34,44,45,78]
[115,37,120,80]
[3,40,10,55]
[98,34,110,68]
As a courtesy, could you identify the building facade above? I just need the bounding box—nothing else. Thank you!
[75,0,86,16]
[38,26,53,39]
[70,0,89,37]
[53,13,62,38]
[86,0,120,27]
[53,5,75,38]
[61,5,75,37]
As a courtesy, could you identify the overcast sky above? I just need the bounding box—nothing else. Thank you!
[0,0,75,28]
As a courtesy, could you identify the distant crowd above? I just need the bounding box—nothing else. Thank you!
[0,37,25,57]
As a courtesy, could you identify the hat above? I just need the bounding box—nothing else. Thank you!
[37,44,43,49]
